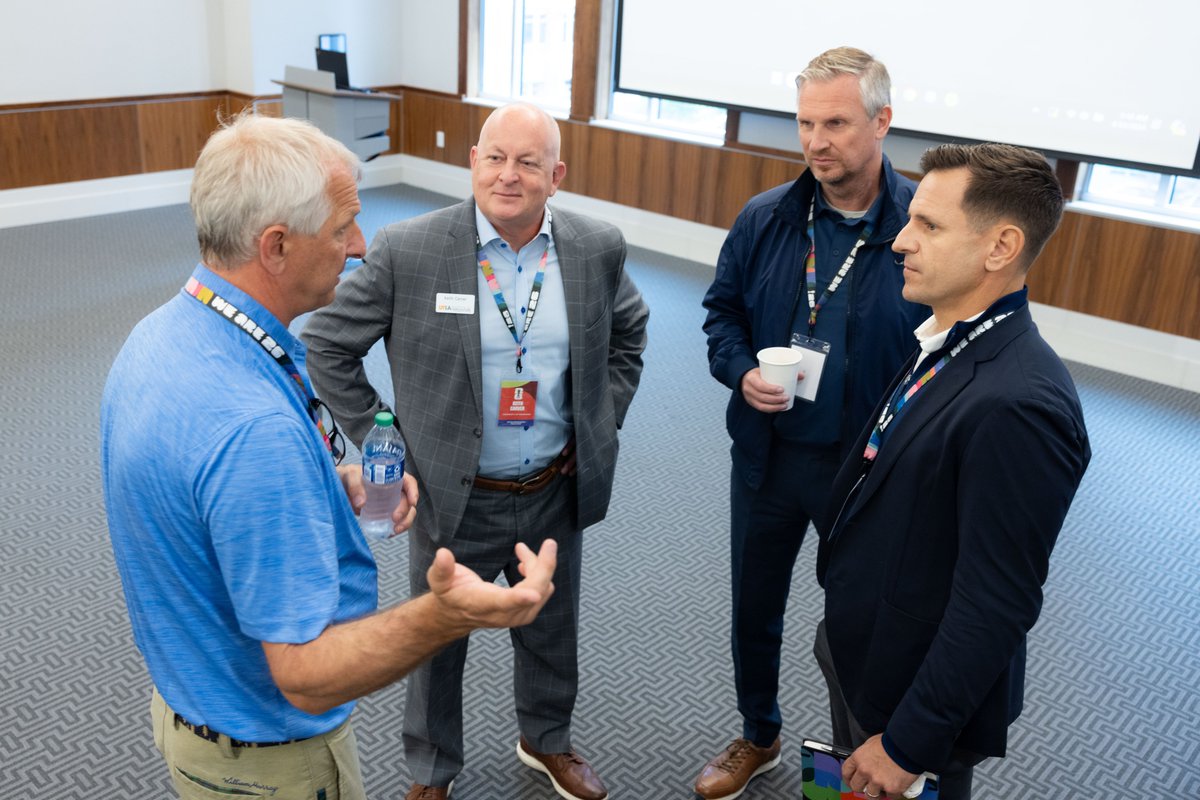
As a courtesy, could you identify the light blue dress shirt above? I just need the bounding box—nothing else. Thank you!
[474,206,573,478]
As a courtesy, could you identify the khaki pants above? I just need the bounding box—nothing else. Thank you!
[151,689,367,800]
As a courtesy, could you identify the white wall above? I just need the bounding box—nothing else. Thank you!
[0,0,221,103]
[396,2,459,94]
[1,0,423,104]
[244,0,407,95]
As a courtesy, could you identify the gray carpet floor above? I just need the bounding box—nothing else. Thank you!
[1,183,1198,798]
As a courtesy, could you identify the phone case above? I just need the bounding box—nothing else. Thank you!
[800,739,940,800]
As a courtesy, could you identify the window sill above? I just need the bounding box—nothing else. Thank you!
[588,117,725,147]
[1068,200,1200,235]
[462,95,571,120]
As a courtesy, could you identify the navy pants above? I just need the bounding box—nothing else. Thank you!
[729,438,841,747]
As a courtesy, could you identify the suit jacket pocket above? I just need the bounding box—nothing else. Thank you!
[857,597,940,723]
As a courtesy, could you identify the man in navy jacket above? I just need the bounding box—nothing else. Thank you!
[696,47,926,800]
[816,143,1091,800]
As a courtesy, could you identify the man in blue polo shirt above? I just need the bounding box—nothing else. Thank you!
[101,113,557,800]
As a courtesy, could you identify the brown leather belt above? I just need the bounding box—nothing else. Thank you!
[473,453,565,495]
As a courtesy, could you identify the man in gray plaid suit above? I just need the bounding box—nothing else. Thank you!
[302,103,648,800]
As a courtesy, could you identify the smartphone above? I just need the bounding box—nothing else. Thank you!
[800,739,940,800]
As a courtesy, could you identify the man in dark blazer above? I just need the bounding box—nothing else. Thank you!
[303,103,648,800]
[815,143,1090,800]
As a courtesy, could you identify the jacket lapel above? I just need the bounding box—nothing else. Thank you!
[446,199,484,418]
[552,208,588,407]
[846,307,1035,514]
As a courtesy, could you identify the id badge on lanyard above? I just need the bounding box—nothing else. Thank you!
[789,333,830,403]
[498,377,538,427]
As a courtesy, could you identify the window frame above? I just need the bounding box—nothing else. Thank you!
[1079,163,1200,223]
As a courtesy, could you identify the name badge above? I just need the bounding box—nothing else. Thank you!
[498,379,538,427]
[435,293,475,315]
[790,334,831,403]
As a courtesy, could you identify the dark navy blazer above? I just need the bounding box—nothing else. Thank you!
[817,301,1091,772]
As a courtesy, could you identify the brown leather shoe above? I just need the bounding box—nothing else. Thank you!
[404,780,453,800]
[693,737,782,800]
[516,736,609,800]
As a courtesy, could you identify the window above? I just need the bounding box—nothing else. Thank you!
[474,0,728,140]
[1080,164,1200,221]
[478,0,575,112]
[608,92,728,140]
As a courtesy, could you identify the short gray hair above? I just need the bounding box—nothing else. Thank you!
[795,46,891,119]
[190,112,361,268]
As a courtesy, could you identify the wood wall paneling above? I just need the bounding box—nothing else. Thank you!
[1026,212,1083,310]
[4,89,1198,342]
[137,97,227,173]
[1060,214,1200,339]
[569,0,601,121]
[559,120,611,200]
[0,93,263,189]
[401,92,477,164]
[0,104,142,189]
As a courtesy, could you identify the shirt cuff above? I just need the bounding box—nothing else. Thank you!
[881,732,924,775]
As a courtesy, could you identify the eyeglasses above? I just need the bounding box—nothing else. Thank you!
[309,397,346,465]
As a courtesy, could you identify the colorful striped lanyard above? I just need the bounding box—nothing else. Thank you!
[863,311,1015,462]
[803,201,872,336]
[183,277,338,458]
[476,231,549,374]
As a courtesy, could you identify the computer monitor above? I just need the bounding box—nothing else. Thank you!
[315,48,351,90]
[318,33,346,53]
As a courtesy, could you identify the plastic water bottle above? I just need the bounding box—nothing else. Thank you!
[360,411,405,540]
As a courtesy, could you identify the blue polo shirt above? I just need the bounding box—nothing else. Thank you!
[101,264,377,741]
[774,186,886,446]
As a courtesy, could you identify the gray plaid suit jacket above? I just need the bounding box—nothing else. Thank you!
[302,198,649,544]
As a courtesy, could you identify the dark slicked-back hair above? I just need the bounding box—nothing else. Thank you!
[920,143,1064,270]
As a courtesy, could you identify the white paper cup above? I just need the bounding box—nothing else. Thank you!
[757,346,803,411]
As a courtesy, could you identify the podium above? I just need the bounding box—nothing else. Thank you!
[273,66,399,161]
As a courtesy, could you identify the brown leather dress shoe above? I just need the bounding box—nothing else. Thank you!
[516,736,609,800]
[405,780,453,800]
[693,736,782,800]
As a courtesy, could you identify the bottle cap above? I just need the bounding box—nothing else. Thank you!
[374,411,395,427]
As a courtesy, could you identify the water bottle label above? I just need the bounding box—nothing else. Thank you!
[365,461,403,485]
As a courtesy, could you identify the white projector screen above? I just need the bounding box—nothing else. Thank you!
[615,0,1200,175]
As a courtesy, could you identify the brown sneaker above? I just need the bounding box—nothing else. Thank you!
[516,736,609,800]
[693,737,782,800]
[404,781,453,800]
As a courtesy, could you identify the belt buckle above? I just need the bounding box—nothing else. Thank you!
[517,462,557,494]
[516,472,543,495]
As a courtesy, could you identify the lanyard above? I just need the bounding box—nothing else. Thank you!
[183,277,338,459]
[803,200,872,337]
[863,311,1015,462]
[476,233,549,374]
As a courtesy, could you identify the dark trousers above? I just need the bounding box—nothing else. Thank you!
[729,438,841,747]
[403,474,582,787]
[813,619,985,800]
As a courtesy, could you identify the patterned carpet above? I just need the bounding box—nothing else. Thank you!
[1,184,1198,798]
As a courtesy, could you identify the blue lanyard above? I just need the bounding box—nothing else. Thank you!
[803,200,871,337]
[476,232,550,374]
[863,312,1014,462]
[183,277,338,459]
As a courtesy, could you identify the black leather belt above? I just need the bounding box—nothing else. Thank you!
[473,453,565,495]
[174,713,304,749]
